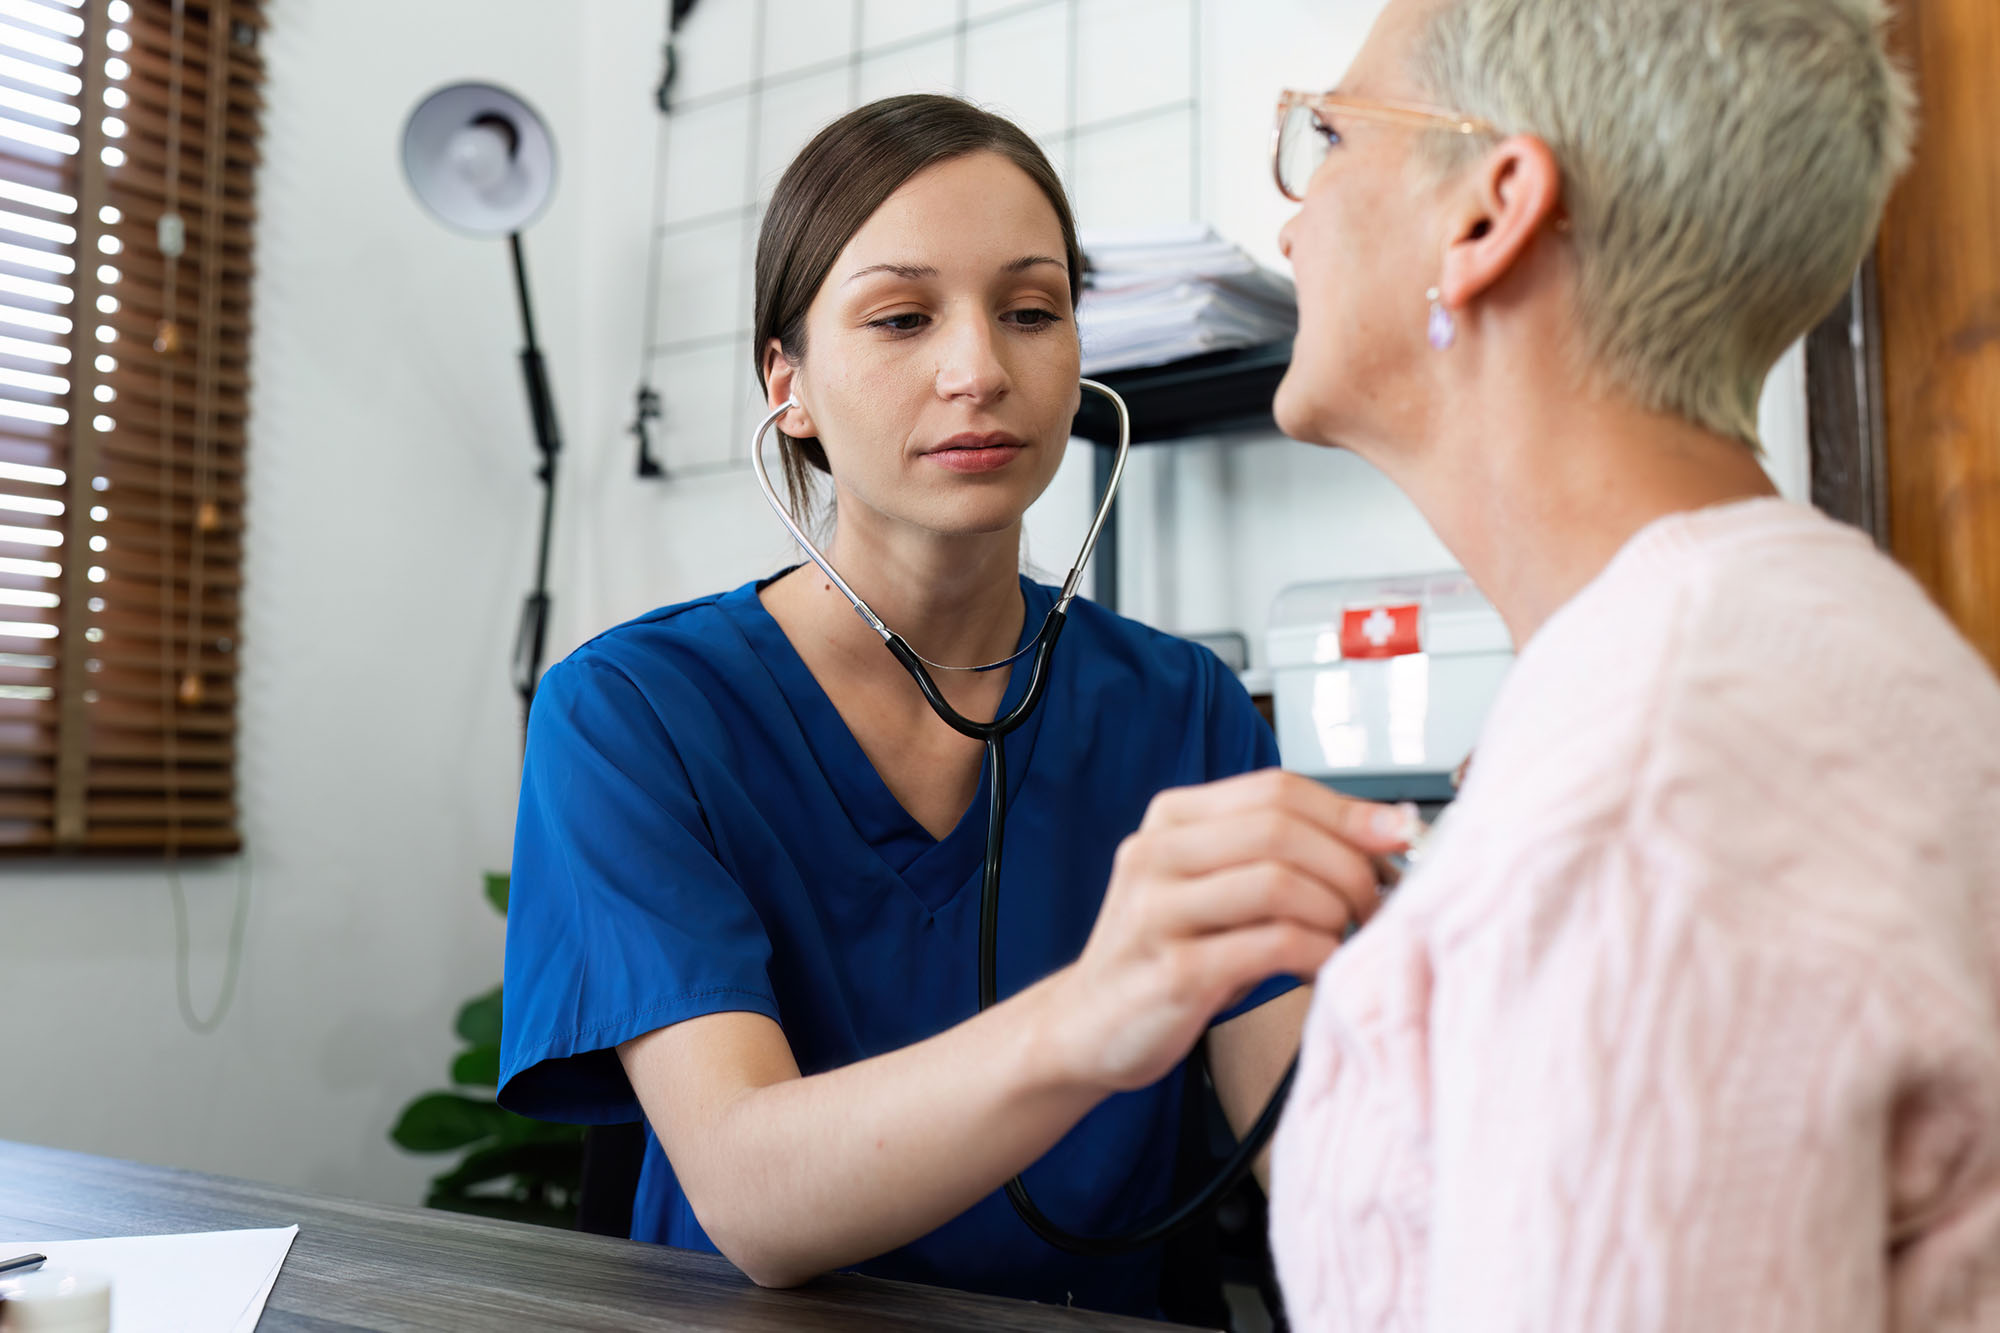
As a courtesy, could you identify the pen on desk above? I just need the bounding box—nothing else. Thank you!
[0,1252,46,1276]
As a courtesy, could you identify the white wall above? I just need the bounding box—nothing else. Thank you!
[553,0,804,660]
[552,0,1816,665]
[0,0,1815,1208]
[0,0,587,1206]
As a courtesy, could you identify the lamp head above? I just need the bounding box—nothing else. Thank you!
[401,82,555,236]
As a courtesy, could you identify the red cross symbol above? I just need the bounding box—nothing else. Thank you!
[1340,603,1421,659]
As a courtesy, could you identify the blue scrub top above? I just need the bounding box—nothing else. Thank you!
[499,573,1291,1318]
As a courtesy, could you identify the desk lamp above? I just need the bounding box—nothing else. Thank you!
[400,82,562,743]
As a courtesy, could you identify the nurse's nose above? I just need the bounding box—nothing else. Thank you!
[1278,212,1299,262]
[933,309,1008,404]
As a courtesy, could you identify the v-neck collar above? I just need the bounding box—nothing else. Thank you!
[719,572,1055,912]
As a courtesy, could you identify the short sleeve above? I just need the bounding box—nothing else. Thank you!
[1196,646,1298,1025]
[498,657,781,1125]
[1199,646,1281,780]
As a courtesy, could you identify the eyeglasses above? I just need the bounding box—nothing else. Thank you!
[1272,90,1496,202]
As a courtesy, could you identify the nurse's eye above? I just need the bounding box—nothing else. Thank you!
[1313,112,1342,148]
[868,312,929,335]
[1004,308,1062,332]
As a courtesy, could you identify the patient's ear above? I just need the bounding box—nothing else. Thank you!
[1437,134,1564,309]
[762,340,816,438]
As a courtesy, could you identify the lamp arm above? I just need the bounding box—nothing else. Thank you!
[507,231,561,744]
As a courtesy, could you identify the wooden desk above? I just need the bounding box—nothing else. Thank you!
[0,1142,1182,1331]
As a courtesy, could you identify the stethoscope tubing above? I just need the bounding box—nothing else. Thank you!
[748,378,1295,1255]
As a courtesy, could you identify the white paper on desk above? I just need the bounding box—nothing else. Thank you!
[0,1227,298,1333]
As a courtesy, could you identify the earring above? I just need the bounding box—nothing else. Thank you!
[1426,288,1456,351]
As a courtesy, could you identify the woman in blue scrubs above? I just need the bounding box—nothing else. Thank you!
[498,95,1404,1319]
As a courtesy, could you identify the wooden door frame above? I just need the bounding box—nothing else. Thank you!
[1870,0,2000,669]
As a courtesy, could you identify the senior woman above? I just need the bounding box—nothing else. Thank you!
[1258,0,2000,1329]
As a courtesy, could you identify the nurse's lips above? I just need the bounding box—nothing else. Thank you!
[923,432,1026,474]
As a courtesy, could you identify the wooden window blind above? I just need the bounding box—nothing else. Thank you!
[0,0,263,854]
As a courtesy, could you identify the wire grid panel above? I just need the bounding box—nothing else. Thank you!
[639,0,1203,475]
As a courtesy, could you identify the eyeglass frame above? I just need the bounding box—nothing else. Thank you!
[1272,90,1497,202]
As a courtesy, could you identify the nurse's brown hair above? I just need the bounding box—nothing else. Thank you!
[753,94,1083,524]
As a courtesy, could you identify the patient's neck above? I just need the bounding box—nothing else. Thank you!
[1378,378,1779,650]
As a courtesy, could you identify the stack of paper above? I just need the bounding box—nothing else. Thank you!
[1077,224,1297,375]
[0,1227,298,1332]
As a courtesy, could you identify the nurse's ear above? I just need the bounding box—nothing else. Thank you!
[762,339,818,439]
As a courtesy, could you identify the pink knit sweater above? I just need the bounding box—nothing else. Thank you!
[1269,500,2000,1332]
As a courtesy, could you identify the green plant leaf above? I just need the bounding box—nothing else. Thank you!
[390,1092,505,1153]
[451,1044,501,1088]
[426,1143,526,1194]
[492,1111,588,1148]
[455,986,503,1047]
[424,1189,577,1228]
[428,1140,584,1196]
[484,872,510,916]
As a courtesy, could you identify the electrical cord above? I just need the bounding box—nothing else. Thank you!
[170,851,252,1034]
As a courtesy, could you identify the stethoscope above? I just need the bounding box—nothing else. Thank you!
[750,380,1297,1257]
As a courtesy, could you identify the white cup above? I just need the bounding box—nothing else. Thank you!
[0,1268,111,1333]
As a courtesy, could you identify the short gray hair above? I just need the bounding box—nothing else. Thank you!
[1412,0,1915,446]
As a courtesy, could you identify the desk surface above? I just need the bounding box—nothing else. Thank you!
[0,1142,1179,1331]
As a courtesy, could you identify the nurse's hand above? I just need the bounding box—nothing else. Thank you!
[1046,769,1411,1094]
